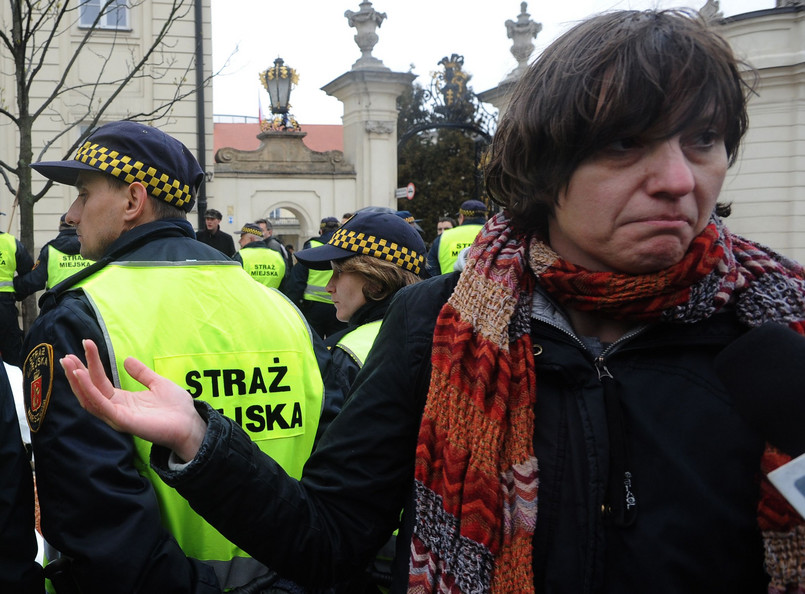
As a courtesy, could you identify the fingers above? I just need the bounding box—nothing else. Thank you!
[61,354,89,407]
[60,357,122,432]
[123,356,164,390]
[83,339,114,395]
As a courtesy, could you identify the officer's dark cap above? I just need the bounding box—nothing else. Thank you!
[459,199,488,218]
[31,121,204,212]
[295,211,426,277]
[235,223,263,237]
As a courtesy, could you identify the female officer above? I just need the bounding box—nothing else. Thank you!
[62,10,805,593]
[293,211,425,390]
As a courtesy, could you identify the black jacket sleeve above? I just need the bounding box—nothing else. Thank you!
[426,235,442,276]
[221,233,236,258]
[24,294,221,594]
[14,244,49,300]
[282,262,309,305]
[0,362,42,593]
[15,238,34,277]
[151,273,459,589]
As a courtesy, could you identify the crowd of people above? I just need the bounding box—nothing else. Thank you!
[4,8,805,594]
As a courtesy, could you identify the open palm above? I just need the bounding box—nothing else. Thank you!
[62,339,207,461]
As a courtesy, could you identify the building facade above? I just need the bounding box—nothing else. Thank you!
[0,0,213,252]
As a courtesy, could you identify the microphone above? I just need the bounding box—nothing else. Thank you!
[715,322,805,459]
[715,322,805,518]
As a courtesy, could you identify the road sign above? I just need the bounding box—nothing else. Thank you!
[395,183,416,200]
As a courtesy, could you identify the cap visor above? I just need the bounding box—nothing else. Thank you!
[294,244,354,270]
[31,160,98,186]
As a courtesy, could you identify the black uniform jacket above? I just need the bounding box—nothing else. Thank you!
[195,227,236,258]
[23,219,343,594]
[152,272,768,593]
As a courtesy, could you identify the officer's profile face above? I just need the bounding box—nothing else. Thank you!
[68,171,130,260]
[326,262,368,323]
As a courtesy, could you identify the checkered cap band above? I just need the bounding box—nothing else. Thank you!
[460,207,485,217]
[330,227,424,275]
[74,141,193,209]
[241,225,263,237]
[402,215,415,224]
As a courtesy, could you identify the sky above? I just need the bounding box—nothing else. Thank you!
[210,0,773,126]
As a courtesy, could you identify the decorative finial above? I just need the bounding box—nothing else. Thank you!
[503,2,541,83]
[345,1,389,71]
[699,0,724,22]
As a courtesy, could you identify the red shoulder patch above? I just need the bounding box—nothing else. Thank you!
[24,343,54,433]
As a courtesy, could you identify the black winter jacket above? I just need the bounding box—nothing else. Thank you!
[153,271,769,593]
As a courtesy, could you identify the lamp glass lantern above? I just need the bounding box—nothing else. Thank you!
[260,57,297,115]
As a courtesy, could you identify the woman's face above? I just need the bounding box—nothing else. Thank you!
[547,127,728,274]
[326,263,368,322]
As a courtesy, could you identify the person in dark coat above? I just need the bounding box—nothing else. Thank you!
[195,208,235,257]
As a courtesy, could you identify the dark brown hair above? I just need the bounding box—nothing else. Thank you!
[484,9,755,235]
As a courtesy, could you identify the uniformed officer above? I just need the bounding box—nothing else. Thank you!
[425,199,488,275]
[234,222,286,289]
[23,121,342,593]
[295,210,425,389]
[14,213,93,300]
[284,216,347,338]
[255,217,292,278]
[0,229,33,367]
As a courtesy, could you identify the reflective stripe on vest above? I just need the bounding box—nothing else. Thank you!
[46,246,93,289]
[334,320,382,369]
[302,240,334,303]
[76,261,324,589]
[0,233,17,292]
[239,246,285,289]
[438,224,483,274]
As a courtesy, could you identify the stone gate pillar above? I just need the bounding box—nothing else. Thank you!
[321,2,415,210]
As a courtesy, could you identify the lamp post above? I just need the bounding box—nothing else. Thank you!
[259,57,300,131]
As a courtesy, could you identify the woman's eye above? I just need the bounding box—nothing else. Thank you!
[607,137,641,151]
[692,130,720,148]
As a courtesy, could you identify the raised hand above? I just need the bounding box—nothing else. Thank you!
[61,339,207,462]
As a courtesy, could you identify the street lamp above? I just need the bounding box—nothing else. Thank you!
[259,57,300,131]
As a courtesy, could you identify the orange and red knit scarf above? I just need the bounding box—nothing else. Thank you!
[410,212,805,594]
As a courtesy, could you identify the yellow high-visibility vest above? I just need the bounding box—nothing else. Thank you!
[76,260,324,589]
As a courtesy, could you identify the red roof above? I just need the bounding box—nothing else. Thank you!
[213,122,343,154]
